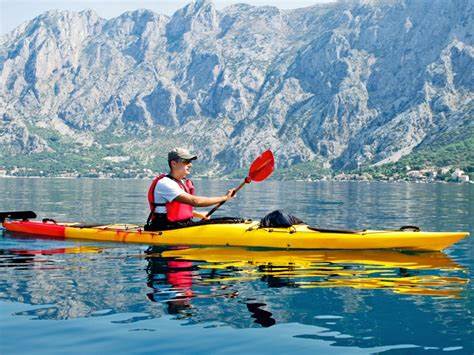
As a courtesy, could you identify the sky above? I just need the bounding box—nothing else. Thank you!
[0,0,337,34]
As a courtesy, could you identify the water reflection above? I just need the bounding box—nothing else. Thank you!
[152,247,467,302]
[145,248,196,317]
[1,243,468,321]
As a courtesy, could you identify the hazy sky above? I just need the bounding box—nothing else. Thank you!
[1,0,337,34]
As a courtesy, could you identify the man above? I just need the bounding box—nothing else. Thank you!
[145,148,235,230]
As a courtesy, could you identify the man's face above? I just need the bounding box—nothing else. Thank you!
[171,159,193,177]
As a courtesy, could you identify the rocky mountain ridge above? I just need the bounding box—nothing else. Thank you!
[0,0,472,176]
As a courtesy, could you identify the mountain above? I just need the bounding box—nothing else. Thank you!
[0,0,472,177]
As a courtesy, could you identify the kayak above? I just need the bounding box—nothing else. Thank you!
[2,217,469,251]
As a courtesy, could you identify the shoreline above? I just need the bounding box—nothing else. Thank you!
[0,175,472,184]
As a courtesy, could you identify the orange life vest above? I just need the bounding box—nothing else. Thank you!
[148,174,195,222]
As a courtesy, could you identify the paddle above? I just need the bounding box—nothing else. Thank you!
[205,150,275,218]
[0,211,37,223]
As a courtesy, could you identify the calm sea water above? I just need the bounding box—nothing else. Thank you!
[0,178,472,354]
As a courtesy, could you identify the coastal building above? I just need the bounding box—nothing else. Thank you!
[407,170,424,180]
[451,169,470,182]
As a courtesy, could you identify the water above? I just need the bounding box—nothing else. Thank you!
[0,178,472,354]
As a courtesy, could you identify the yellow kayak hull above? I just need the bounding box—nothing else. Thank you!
[4,220,467,251]
[68,223,467,251]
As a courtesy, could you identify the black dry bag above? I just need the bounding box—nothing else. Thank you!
[259,210,304,228]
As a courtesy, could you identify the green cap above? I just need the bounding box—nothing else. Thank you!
[168,148,198,162]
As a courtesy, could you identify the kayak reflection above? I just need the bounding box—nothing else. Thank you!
[148,247,466,301]
[0,245,103,269]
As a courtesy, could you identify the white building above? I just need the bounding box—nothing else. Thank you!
[451,168,470,182]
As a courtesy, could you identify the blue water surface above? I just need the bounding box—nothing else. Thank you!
[0,178,472,354]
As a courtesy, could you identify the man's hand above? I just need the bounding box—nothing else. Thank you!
[225,188,236,201]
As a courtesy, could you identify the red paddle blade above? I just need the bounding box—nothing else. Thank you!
[248,150,274,182]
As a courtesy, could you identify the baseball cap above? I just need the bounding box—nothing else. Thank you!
[168,148,198,162]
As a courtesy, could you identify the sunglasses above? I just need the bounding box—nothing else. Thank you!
[178,159,193,164]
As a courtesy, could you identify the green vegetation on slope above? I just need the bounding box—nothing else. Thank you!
[1,124,472,180]
[361,127,474,179]
[271,160,332,181]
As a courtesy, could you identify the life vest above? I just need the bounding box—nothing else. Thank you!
[148,174,195,222]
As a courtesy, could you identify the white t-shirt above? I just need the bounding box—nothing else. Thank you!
[153,176,186,213]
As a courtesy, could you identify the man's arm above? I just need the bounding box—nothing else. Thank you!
[174,189,235,207]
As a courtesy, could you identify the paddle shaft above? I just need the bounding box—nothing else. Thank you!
[205,180,247,218]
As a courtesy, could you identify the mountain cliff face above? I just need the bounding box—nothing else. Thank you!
[0,0,472,175]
